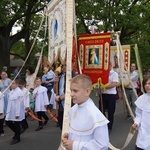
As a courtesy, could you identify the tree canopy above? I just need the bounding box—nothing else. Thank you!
[0,0,150,71]
[0,0,48,67]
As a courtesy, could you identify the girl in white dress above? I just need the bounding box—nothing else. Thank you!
[132,76,150,150]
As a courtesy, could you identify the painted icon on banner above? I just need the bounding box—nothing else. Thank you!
[85,45,103,68]
[89,48,99,65]
[54,19,58,38]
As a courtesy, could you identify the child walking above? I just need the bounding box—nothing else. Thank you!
[132,75,150,150]
[62,74,109,150]
[5,79,24,145]
[33,77,49,131]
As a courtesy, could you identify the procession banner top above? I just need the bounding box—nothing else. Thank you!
[78,33,111,87]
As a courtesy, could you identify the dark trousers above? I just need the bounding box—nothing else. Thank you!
[135,145,144,150]
[0,118,4,134]
[6,121,21,140]
[20,115,28,129]
[101,94,116,130]
[46,86,53,101]
[37,111,49,126]
[57,110,64,130]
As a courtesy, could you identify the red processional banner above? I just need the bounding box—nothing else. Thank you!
[78,33,111,86]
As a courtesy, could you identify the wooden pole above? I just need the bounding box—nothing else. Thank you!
[58,0,74,149]
[99,81,104,113]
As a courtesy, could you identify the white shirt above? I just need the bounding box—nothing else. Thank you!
[67,98,109,150]
[127,70,139,88]
[103,70,119,94]
[47,70,55,79]
[21,87,30,109]
[5,87,24,121]
[33,85,49,112]
[134,93,150,150]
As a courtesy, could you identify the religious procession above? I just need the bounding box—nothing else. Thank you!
[0,0,150,150]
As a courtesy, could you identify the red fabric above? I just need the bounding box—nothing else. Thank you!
[78,33,111,86]
[72,37,77,72]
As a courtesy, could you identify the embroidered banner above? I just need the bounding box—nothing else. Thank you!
[110,45,131,86]
[48,1,74,150]
[47,0,67,66]
[78,33,111,86]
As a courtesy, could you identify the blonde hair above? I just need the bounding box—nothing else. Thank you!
[71,74,92,89]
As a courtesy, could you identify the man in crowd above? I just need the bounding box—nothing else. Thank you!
[100,62,119,132]
[125,62,139,118]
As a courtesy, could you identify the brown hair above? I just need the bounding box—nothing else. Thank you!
[142,75,150,93]
[71,74,92,89]
[35,77,41,81]
[13,78,20,85]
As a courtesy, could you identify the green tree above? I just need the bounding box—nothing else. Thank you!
[75,0,150,70]
[1,0,150,73]
[0,0,49,68]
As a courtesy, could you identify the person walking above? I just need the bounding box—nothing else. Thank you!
[100,62,119,132]
[62,74,109,150]
[33,77,49,131]
[125,63,139,118]
[5,79,24,145]
[132,75,150,150]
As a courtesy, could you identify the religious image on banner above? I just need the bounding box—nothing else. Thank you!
[78,33,111,87]
[47,0,66,66]
[85,45,102,68]
[110,45,131,86]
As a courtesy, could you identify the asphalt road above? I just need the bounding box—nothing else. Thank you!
[0,90,136,150]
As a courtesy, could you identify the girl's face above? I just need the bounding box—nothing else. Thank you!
[144,79,150,93]
[1,72,7,79]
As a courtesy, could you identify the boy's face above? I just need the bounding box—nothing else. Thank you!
[70,81,91,105]
[35,79,41,87]
[11,81,18,89]
[145,79,150,93]
[18,84,24,89]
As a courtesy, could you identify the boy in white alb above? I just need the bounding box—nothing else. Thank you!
[132,76,150,150]
[63,74,109,150]
[5,79,24,145]
[33,77,49,131]
[0,91,5,138]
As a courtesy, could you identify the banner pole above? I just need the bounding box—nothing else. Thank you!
[134,44,144,93]
[58,0,74,149]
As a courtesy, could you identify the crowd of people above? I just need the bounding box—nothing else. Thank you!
[0,65,58,145]
[0,62,150,150]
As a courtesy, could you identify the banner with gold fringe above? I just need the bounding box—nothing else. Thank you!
[47,1,74,150]
[78,33,111,87]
